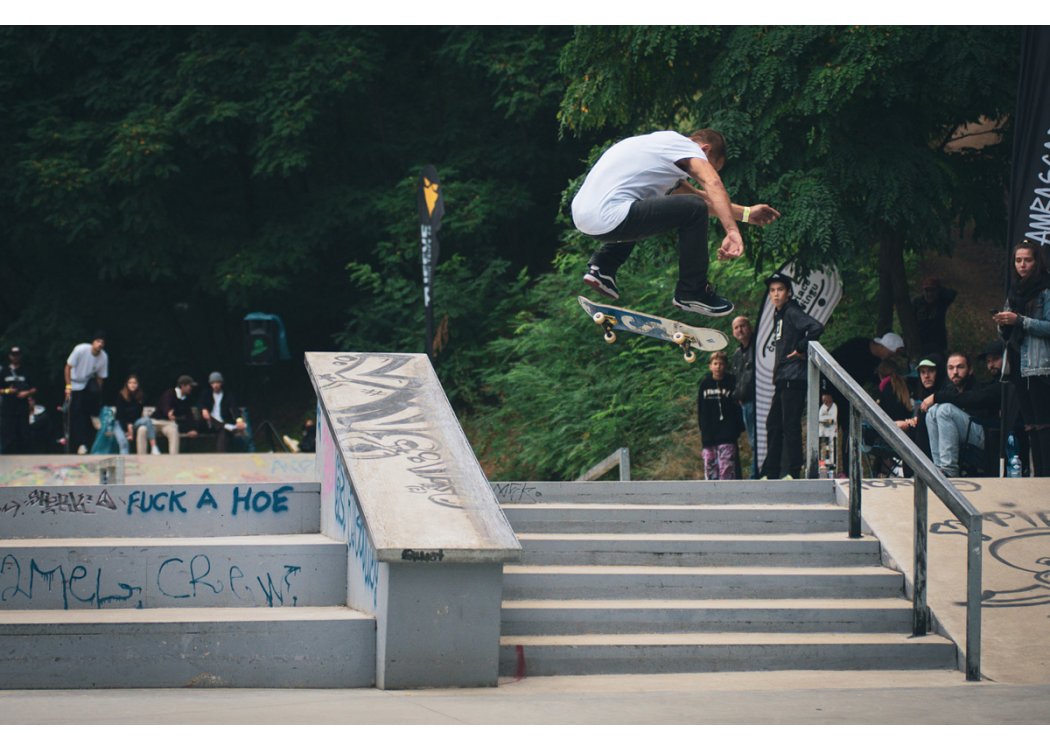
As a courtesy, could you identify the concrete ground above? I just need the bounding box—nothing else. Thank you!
[2,457,1047,724]
[0,670,1048,724]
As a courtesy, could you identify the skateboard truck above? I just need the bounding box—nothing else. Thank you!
[671,331,698,363]
[591,311,618,344]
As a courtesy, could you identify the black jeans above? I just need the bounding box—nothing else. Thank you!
[762,380,806,479]
[69,389,97,450]
[587,194,710,296]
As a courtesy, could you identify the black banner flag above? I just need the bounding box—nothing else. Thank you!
[1008,27,1050,269]
[417,165,445,359]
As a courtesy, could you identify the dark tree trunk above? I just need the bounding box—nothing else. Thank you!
[879,230,921,357]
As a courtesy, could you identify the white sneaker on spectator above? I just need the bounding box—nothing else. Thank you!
[76,445,87,455]
[151,445,161,455]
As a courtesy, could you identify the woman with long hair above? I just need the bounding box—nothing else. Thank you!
[993,240,1050,475]
[114,374,162,455]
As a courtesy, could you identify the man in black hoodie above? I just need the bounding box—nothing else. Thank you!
[760,272,825,479]
[920,352,999,477]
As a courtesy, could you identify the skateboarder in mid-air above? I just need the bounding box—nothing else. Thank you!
[571,129,780,317]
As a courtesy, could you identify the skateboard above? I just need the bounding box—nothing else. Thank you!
[577,296,729,363]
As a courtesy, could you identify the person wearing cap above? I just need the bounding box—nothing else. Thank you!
[899,357,944,458]
[827,331,906,475]
[63,332,108,455]
[572,129,781,317]
[1,346,36,454]
[198,371,246,453]
[152,375,199,454]
[919,352,999,477]
[759,271,825,479]
[912,275,957,359]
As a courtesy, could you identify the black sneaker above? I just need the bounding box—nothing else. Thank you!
[583,265,620,300]
[673,284,734,317]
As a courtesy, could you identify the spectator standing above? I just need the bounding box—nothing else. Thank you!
[153,375,199,454]
[921,353,999,477]
[759,272,825,479]
[730,315,758,477]
[698,351,743,480]
[1,346,36,454]
[994,240,1050,476]
[27,396,54,453]
[913,276,957,359]
[114,375,161,455]
[199,371,247,453]
[817,393,838,475]
[64,333,108,455]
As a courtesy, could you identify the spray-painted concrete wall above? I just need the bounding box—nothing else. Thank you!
[307,352,521,688]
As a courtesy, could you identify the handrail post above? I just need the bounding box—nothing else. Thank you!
[848,405,862,538]
[966,516,984,681]
[806,353,820,478]
[619,447,631,481]
[913,478,929,635]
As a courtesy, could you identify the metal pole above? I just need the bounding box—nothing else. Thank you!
[913,478,929,635]
[848,405,862,538]
[966,516,984,681]
[619,447,631,481]
[806,355,820,478]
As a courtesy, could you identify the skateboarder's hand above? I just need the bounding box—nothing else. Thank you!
[717,230,744,261]
[748,204,781,226]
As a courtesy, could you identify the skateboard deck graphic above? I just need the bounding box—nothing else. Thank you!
[577,296,729,363]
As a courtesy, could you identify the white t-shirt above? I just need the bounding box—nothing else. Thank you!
[66,343,109,391]
[571,131,706,236]
[818,402,838,438]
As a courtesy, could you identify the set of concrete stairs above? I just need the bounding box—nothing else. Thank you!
[0,482,374,688]
[497,480,958,676]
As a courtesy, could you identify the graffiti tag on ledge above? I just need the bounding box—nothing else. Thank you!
[401,549,445,562]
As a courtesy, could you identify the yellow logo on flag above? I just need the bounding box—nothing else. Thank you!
[423,177,440,218]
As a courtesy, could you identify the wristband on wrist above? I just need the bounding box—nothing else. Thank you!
[742,206,752,224]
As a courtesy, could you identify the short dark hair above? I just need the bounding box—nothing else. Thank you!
[946,351,971,369]
[689,129,726,164]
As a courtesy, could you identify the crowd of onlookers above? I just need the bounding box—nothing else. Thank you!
[699,240,1050,480]
[0,331,252,456]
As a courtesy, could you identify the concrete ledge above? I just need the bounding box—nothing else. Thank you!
[0,606,375,688]
[307,352,520,688]
[0,482,319,538]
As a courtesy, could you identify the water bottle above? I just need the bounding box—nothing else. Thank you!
[1006,433,1022,478]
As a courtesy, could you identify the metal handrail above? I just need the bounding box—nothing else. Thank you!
[576,447,631,481]
[805,341,983,681]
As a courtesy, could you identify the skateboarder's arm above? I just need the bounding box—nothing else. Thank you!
[679,157,742,259]
[671,175,781,227]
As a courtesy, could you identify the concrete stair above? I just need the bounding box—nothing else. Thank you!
[497,480,957,676]
[0,482,375,688]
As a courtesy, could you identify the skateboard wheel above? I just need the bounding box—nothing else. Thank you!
[593,312,606,325]
[683,349,697,363]
[672,331,686,345]
[603,330,617,344]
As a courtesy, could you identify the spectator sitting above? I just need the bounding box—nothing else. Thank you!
[114,375,161,455]
[698,351,744,480]
[153,375,199,454]
[871,359,913,476]
[913,275,957,360]
[920,352,999,477]
[901,357,944,458]
[199,371,247,453]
